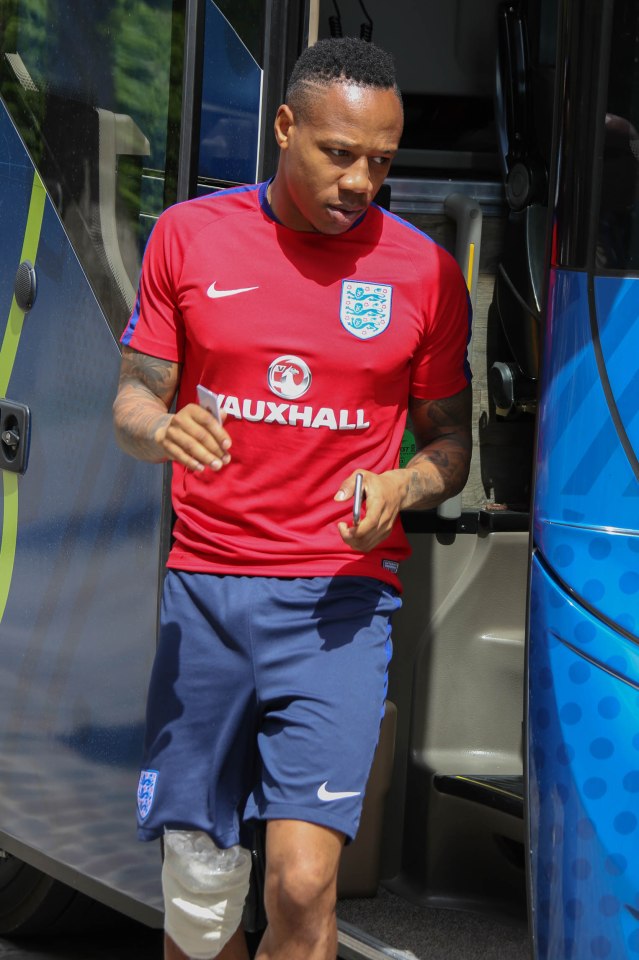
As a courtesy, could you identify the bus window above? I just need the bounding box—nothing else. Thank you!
[214,0,263,64]
[197,0,264,188]
[538,0,557,66]
[316,0,501,178]
[596,0,639,271]
[0,0,179,338]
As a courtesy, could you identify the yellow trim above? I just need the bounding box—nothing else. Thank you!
[0,170,47,624]
[455,776,521,802]
[466,243,475,295]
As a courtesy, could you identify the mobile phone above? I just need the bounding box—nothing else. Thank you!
[353,472,364,526]
[196,384,221,422]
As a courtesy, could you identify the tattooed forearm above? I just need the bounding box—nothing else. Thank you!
[399,386,472,510]
[403,438,471,508]
[118,346,179,406]
[113,347,181,462]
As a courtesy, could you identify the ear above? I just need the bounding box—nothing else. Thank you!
[274,104,295,151]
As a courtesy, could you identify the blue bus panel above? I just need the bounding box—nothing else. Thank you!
[529,265,639,959]
[595,277,639,455]
[0,102,164,917]
[529,555,639,959]
[533,269,639,634]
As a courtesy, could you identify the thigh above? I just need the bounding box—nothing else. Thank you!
[245,577,401,841]
[137,571,258,847]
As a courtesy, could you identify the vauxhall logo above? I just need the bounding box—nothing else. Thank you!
[268,355,312,399]
[215,355,370,432]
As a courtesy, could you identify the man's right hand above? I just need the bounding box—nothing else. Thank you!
[157,404,232,472]
[113,346,232,469]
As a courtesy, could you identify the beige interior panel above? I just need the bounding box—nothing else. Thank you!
[380,528,528,880]
[409,530,527,773]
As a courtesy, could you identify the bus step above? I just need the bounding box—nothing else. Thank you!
[433,775,524,819]
[338,918,419,959]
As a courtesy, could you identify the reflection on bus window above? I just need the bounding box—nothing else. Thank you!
[198,1,262,187]
[0,0,176,337]
[316,0,500,177]
[214,0,264,66]
[596,0,639,272]
[538,0,557,67]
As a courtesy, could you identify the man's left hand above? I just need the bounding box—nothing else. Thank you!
[335,470,406,553]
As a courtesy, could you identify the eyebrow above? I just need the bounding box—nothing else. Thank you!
[322,137,398,153]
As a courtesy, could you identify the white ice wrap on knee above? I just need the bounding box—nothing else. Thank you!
[162,830,252,960]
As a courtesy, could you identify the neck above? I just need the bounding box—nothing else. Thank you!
[266,174,315,232]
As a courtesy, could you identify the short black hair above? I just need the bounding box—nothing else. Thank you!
[286,37,402,119]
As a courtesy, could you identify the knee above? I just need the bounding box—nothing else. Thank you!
[265,851,338,925]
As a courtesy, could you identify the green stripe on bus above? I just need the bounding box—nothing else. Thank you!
[0,170,47,624]
[0,472,18,622]
[0,171,46,395]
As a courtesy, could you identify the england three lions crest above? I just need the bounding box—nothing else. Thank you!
[137,769,158,821]
[340,281,393,341]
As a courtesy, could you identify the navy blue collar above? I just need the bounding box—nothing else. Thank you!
[258,179,369,233]
[258,180,282,224]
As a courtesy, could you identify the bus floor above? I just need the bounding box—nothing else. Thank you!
[336,887,531,959]
[0,892,530,960]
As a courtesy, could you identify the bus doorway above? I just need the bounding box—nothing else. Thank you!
[4,2,635,959]
[0,0,539,950]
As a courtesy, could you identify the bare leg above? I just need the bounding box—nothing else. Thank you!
[255,819,344,960]
[164,924,250,959]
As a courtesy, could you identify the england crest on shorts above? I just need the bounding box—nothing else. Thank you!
[137,769,158,821]
[340,280,393,340]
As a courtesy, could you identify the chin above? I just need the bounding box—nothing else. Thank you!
[316,213,354,235]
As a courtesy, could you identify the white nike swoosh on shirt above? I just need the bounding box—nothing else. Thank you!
[317,781,362,802]
[206,281,259,299]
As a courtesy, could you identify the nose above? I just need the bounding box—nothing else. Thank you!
[339,156,372,196]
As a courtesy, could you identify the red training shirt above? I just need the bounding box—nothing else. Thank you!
[121,182,471,590]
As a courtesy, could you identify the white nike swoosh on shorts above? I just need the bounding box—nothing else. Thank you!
[317,781,362,802]
[206,281,259,299]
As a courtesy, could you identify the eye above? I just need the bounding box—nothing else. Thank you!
[328,148,350,158]
[370,156,392,166]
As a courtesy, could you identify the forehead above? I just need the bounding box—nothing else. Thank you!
[300,82,403,145]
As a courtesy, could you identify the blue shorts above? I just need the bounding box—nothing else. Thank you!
[136,571,400,846]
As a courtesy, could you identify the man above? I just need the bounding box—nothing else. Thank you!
[113,36,471,960]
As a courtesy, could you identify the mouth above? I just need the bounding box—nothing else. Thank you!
[326,204,366,226]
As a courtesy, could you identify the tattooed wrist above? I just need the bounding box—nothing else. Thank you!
[114,397,172,462]
[113,347,180,462]
[401,442,471,510]
[401,386,472,510]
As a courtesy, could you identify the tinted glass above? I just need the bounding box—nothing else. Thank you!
[0,0,181,337]
[215,0,264,65]
[538,0,558,67]
[552,0,602,268]
[316,0,500,177]
[596,0,639,271]
[198,0,263,187]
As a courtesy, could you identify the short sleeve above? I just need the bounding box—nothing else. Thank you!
[409,244,472,400]
[120,208,185,362]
